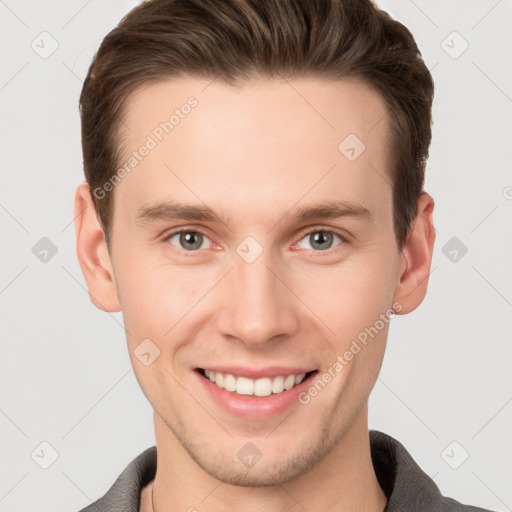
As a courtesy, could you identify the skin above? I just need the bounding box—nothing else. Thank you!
[74,76,435,512]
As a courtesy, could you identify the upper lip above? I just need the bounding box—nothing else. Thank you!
[196,366,316,379]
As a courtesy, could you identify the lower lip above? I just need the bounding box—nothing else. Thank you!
[194,369,319,420]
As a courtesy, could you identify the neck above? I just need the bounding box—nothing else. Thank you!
[149,406,387,512]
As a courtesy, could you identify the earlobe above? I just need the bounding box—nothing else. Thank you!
[393,192,436,315]
[73,181,121,312]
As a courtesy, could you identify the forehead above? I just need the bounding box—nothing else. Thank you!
[114,76,391,225]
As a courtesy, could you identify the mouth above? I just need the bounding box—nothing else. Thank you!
[194,367,319,397]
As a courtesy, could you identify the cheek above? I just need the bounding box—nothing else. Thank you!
[118,262,215,380]
[292,255,396,342]
[115,253,197,325]
[119,265,198,396]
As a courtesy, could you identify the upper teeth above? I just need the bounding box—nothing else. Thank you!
[204,369,307,397]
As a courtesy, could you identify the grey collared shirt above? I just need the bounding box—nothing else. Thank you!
[77,430,495,512]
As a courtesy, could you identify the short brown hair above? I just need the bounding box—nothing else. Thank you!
[79,0,434,251]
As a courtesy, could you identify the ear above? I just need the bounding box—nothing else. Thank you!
[392,192,436,315]
[73,181,121,312]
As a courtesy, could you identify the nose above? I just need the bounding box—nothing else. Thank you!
[216,250,299,348]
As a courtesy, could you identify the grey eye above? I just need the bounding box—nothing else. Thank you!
[299,231,342,251]
[169,231,210,251]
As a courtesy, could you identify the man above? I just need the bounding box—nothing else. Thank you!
[73,0,494,510]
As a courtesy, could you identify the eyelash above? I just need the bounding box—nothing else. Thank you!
[162,227,348,257]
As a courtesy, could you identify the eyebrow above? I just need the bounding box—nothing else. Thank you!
[135,199,372,226]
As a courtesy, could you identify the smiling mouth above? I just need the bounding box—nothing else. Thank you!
[195,368,319,397]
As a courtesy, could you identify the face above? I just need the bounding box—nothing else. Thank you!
[76,76,433,487]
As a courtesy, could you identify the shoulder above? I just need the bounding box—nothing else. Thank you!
[369,430,498,512]
[437,497,496,512]
[75,446,157,512]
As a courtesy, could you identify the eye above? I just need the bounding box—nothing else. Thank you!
[166,230,213,251]
[296,229,345,252]
[163,228,346,255]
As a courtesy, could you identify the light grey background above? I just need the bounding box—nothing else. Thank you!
[1,1,511,511]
